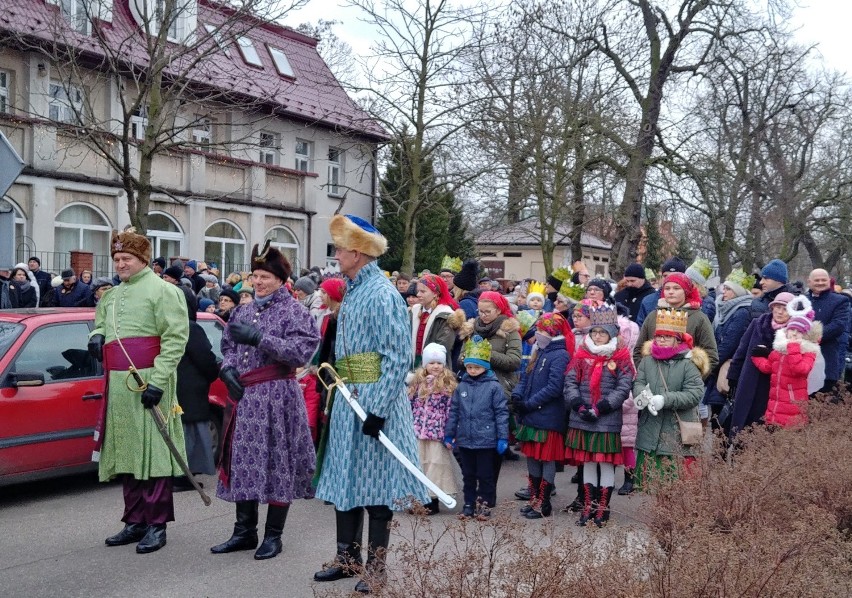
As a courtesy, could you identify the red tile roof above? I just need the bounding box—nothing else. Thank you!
[3,0,387,140]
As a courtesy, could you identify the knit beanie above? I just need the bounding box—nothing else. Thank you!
[421,343,447,366]
[163,265,184,281]
[152,257,166,270]
[199,298,215,311]
[586,278,613,300]
[661,256,687,274]
[220,289,239,305]
[760,259,788,284]
[624,263,645,279]
[786,316,811,334]
[453,260,479,292]
[294,276,317,295]
[185,260,198,272]
[685,258,713,287]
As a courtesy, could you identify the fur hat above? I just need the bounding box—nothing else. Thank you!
[320,277,346,303]
[329,214,387,257]
[685,258,713,287]
[422,342,447,366]
[453,260,479,292]
[661,256,687,274]
[624,263,645,279]
[251,240,291,282]
[163,266,183,281]
[588,305,619,338]
[294,276,317,295]
[463,335,492,369]
[111,227,152,265]
[761,259,788,284]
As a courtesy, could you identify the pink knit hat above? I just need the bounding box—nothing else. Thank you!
[786,316,812,334]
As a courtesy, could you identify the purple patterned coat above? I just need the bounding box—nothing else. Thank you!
[216,286,320,504]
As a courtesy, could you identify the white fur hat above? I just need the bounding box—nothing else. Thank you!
[421,343,447,366]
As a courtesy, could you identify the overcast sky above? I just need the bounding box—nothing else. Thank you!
[287,1,852,76]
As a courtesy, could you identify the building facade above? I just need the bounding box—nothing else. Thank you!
[1,0,385,277]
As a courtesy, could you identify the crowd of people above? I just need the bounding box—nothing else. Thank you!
[7,220,851,595]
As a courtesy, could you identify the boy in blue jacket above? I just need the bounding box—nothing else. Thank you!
[444,336,509,520]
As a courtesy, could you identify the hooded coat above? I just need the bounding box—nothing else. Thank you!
[511,337,569,433]
[445,370,509,449]
[634,302,719,376]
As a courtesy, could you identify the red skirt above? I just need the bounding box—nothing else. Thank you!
[563,428,624,465]
[518,430,565,462]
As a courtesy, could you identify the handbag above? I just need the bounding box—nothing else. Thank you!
[716,360,731,394]
[657,363,704,446]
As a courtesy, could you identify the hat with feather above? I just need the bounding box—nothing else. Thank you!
[251,239,291,282]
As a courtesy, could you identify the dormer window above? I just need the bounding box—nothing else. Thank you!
[268,46,294,78]
[127,0,198,44]
[237,37,263,67]
[203,23,230,55]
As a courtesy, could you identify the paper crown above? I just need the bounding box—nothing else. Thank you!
[645,267,657,280]
[526,281,546,300]
[558,278,586,301]
[551,266,572,283]
[440,255,463,273]
[516,310,537,336]
[463,335,492,367]
[725,268,755,292]
[686,257,713,285]
[656,309,689,335]
[589,305,619,329]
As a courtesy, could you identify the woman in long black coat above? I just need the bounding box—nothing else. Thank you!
[8,267,37,308]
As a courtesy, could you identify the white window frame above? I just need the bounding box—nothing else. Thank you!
[49,81,84,124]
[259,131,279,166]
[54,203,112,258]
[146,211,185,258]
[130,105,148,140]
[192,115,212,146]
[0,71,9,113]
[294,139,311,172]
[237,37,263,67]
[267,46,294,78]
[327,147,343,196]
[204,23,230,55]
[155,0,180,40]
[264,226,300,271]
[204,220,246,274]
[58,0,91,35]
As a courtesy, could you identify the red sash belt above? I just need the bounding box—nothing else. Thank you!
[239,363,295,386]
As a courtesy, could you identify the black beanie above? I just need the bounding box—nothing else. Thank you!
[587,278,613,299]
[624,263,645,279]
[453,260,479,292]
[152,257,166,269]
[163,265,183,281]
[220,288,239,305]
[660,256,687,274]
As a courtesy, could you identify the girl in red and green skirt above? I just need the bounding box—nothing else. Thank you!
[510,313,571,518]
[564,305,635,527]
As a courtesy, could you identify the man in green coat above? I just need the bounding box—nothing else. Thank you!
[88,228,189,554]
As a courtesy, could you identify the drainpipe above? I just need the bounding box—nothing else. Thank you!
[306,211,316,268]
[371,146,379,223]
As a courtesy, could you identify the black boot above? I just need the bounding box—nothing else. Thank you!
[105,522,147,546]
[254,504,289,560]
[563,469,585,513]
[211,501,259,554]
[618,471,634,496]
[354,507,392,594]
[426,497,440,515]
[593,487,613,528]
[520,476,541,515]
[135,524,167,553]
[314,509,364,582]
[575,484,595,527]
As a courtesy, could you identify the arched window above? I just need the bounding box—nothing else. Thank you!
[3,196,29,261]
[147,212,185,260]
[54,203,111,258]
[204,221,246,275]
[264,225,300,272]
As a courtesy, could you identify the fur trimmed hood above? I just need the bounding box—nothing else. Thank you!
[459,315,520,340]
[772,328,821,355]
[641,341,711,378]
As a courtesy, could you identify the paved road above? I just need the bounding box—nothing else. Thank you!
[0,459,645,597]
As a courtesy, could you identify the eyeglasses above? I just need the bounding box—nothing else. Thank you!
[589,329,610,336]
[479,308,498,316]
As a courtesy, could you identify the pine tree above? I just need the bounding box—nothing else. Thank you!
[643,203,664,273]
[675,234,696,265]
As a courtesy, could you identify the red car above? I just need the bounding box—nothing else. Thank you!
[0,308,228,486]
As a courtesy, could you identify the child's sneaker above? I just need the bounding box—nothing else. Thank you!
[458,504,475,519]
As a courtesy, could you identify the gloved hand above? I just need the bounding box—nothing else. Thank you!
[727,380,738,399]
[229,322,263,346]
[140,383,163,410]
[513,398,530,415]
[578,406,598,423]
[362,412,385,439]
[596,400,613,416]
[443,436,455,450]
[751,345,771,358]
[647,394,665,416]
[220,366,244,402]
[88,334,105,362]
[496,439,509,455]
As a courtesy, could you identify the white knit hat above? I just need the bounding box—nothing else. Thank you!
[421,343,447,366]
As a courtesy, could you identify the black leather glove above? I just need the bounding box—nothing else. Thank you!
[88,334,105,362]
[751,345,771,358]
[140,383,163,410]
[596,400,613,416]
[220,366,245,402]
[229,322,263,346]
[362,412,386,439]
[579,406,598,423]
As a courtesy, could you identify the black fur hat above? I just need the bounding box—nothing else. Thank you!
[251,240,291,283]
[453,260,479,292]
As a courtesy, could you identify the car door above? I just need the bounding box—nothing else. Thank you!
[0,321,103,479]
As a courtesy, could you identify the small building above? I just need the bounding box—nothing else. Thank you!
[475,220,612,281]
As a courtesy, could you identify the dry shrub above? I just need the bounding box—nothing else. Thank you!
[315,394,852,597]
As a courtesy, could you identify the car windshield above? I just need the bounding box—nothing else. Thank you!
[0,323,24,355]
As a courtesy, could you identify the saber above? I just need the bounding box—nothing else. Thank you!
[149,403,213,506]
[317,363,457,509]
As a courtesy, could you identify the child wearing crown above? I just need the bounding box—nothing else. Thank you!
[444,336,510,520]
[408,343,459,515]
[563,305,635,527]
[633,308,709,489]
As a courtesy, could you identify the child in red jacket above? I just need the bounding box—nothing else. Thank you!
[751,311,820,428]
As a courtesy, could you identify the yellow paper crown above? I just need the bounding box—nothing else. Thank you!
[526,281,546,299]
[655,309,689,335]
[440,255,463,273]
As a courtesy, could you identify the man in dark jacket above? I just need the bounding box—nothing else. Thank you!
[57,269,90,307]
[614,263,656,322]
[184,260,206,294]
[807,269,851,394]
[28,256,52,303]
[750,259,796,319]
[636,256,687,327]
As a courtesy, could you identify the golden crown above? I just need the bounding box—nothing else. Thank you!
[655,309,689,335]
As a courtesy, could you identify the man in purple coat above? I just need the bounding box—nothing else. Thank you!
[210,241,320,560]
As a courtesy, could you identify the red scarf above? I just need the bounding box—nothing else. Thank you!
[568,343,634,406]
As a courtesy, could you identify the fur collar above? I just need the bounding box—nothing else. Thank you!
[641,340,711,377]
[447,308,468,330]
[772,328,820,355]
[459,315,520,340]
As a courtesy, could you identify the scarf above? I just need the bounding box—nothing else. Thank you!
[713,293,752,329]
[13,279,31,293]
[651,342,690,361]
[571,338,633,406]
[474,314,506,339]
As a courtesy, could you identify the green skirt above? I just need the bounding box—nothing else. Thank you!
[634,450,697,490]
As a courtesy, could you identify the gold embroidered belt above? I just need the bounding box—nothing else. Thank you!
[336,352,381,384]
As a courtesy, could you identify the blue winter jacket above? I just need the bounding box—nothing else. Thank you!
[458,288,484,320]
[445,370,509,450]
[808,290,851,381]
[701,290,717,322]
[702,297,751,407]
[636,290,662,328]
[511,338,569,433]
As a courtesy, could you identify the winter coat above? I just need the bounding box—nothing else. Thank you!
[750,283,796,319]
[636,289,663,328]
[176,321,219,423]
[8,281,37,308]
[198,285,221,304]
[635,304,719,376]
[700,290,716,322]
[618,316,641,447]
[409,303,459,367]
[32,269,52,302]
[807,290,850,381]
[727,313,776,435]
[634,343,709,457]
[189,272,206,294]
[703,294,752,407]
[564,338,635,434]
[408,377,453,441]
[57,282,90,307]
[615,281,657,322]
[751,330,818,428]
[458,288,484,320]
[0,279,10,309]
[445,370,509,450]
[459,315,522,398]
[511,337,569,433]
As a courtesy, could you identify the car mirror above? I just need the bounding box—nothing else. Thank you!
[11,372,46,387]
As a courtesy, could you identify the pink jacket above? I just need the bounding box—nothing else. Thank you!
[751,331,818,428]
[618,316,640,447]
